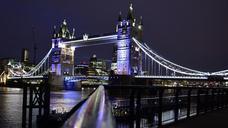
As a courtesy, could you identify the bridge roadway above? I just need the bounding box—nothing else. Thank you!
[7,75,223,81]
[165,108,228,128]
[135,75,209,80]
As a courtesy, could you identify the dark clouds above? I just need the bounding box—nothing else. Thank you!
[0,0,228,72]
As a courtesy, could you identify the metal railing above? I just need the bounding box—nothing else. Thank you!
[62,86,115,128]
[105,85,228,128]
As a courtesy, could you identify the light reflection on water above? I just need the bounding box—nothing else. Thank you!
[0,87,91,128]
[50,91,82,113]
[0,87,23,128]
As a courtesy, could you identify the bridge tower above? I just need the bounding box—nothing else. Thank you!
[116,3,143,75]
[51,20,75,76]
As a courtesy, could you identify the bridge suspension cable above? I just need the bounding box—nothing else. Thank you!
[132,38,209,76]
[25,48,52,76]
[8,48,52,77]
[211,70,228,76]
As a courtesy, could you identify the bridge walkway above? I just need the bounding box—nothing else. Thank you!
[165,108,228,128]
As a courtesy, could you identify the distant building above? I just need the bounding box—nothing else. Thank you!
[21,48,29,64]
[89,54,106,70]
[110,63,117,74]
[0,58,16,72]
[88,54,108,76]
[74,55,108,76]
[74,64,88,75]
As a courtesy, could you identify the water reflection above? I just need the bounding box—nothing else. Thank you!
[0,87,91,128]
[50,88,93,113]
[0,87,23,128]
[50,91,82,113]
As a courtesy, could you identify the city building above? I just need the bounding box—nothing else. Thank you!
[74,64,88,76]
[21,48,29,64]
[88,54,108,76]
[0,58,15,73]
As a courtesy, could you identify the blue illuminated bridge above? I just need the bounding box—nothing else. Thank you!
[1,3,228,128]
[0,4,227,84]
[2,29,228,84]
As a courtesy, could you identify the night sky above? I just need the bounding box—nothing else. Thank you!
[0,0,228,72]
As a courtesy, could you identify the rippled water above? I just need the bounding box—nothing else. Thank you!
[0,87,23,128]
[0,87,88,128]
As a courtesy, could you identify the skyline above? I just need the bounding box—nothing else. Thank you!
[0,0,228,72]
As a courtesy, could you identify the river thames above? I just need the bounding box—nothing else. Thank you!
[0,87,91,128]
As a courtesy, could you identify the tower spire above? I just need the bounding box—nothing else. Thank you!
[71,28,75,39]
[127,3,134,21]
[118,11,122,22]
[139,16,143,26]
[58,19,71,39]
[129,3,133,11]
[63,19,67,26]
[52,25,57,38]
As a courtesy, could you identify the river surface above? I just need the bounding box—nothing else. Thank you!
[0,87,90,128]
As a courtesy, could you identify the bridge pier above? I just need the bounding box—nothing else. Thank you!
[50,37,75,88]
[49,74,65,89]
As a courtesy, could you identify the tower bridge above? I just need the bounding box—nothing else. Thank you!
[1,4,228,86]
[1,4,228,128]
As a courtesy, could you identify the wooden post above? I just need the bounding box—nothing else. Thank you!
[211,89,214,110]
[39,87,42,116]
[22,84,27,128]
[217,89,220,109]
[196,89,200,115]
[187,89,191,118]
[204,89,208,113]
[129,90,135,128]
[158,88,163,127]
[44,82,50,117]
[225,89,228,107]
[136,91,141,128]
[174,88,179,122]
[29,86,33,128]
[221,90,225,108]
[21,78,50,128]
